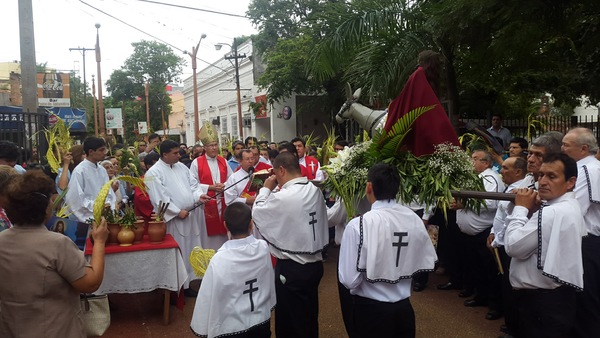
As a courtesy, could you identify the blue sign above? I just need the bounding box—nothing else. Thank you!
[50,107,87,133]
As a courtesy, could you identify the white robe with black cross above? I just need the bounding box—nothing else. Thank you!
[190,236,276,338]
[252,176,329,264]
[339,200,438,302]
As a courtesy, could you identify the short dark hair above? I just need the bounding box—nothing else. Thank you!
[244,136,258,147]
[368,163,400,201]
[159,139,179,157]
[5,170,56,225]
[143,152,160,166]
[0,140,20,161]
[224,202,252,236]
[512,157,528,173]
[510,137,528,150]
[543,153,578,182]
[232,140,245,149]
[148,133,160,142]
[277,142,299,158]
[290,137,305,146]
[272,151,301,174]
[268,149,279,159]
[83,137,106,155]
[492,113,503,119]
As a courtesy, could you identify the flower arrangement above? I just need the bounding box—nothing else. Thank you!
[323,105,483,219]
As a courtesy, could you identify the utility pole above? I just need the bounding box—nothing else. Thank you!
[92,75,98,136]
[184,33,207,144]
[145,82,150,133]
[18,0,37,114]
[95,23,106,137]
[69,47,94,100]
[216,40,246,139]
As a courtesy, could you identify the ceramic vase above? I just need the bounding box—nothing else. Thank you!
[132,220,145,244]
[107,223,121,245]
[148,220,166,244]
[117,227,135,246]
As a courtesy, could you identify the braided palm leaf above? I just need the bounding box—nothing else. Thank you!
[189,247,216,278]
[372,105,436,159]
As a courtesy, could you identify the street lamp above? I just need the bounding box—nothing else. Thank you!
[184,33,207,144]
[215,41,246,140]
[95,23,106,137]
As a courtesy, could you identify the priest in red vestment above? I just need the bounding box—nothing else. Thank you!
[383,50,460,157]
[190,122,233,250]
[291,137,323,181]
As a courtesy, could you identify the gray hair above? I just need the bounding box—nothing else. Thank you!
[531,132,563,156]
[568,127,599,154]
[473,149,493,168]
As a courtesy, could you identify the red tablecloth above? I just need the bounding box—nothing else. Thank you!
[84,234,178,255]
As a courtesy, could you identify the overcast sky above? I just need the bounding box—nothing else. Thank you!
[2,0,257,88]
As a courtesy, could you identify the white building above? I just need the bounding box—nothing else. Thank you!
[183,39,300,145]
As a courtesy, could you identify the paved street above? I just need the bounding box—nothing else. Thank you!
[102,246,500,337]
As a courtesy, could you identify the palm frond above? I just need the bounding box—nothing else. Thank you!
[372,104,435,158]
[93,176,146,224]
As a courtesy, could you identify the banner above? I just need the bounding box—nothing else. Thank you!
[37,72,71,107]
[105,108,123,129]
[254,95,269,119]
[48,107,87,133]
[138,121,148,134]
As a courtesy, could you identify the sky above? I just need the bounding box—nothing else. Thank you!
[2,0,257,89]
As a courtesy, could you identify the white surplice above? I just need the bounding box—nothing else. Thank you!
[145,159,207,287]
[65,159,116,223]
[491,178,524,248]
[189,155,232,250]
[190,236,276,338]
[339,200,437,302]
[505,192,586,290]
[457,168,505,235]
[224,167,252,206]
[252,177,328,264]
[574,155,600,236]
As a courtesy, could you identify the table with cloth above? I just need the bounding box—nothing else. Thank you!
[84,234,187,324]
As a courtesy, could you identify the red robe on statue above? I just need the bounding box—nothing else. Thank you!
[383,66,460,157]
[196,155,228,236]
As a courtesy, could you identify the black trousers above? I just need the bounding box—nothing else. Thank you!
[344,294,415,338]
[434,209,467,286]
[499,246,517,332]
[274,259,323,338]
[575,234,600,337]
[225,320,271,338]
[513,286,576,338]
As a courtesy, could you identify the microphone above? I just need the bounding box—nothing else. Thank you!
[188,166,256,212]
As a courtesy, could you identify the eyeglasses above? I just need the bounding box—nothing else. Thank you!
[205,144,219,149]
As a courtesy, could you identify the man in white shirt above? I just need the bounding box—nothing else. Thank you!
[252,151,328,338]
[487,114,512,150]
[454,149,505,320]
[224,150,257,207]
[505,153,585,338]
[145,140,209,295]
[190,202,275,338]
[487,156,527,336]
[561,127,600,337]
[339,163,437,337]
[65,137,116,222]
[190,122,233,251]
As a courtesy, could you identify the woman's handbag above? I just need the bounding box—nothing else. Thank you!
[80,294,111,337]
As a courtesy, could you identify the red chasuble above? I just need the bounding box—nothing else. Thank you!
[196,155,228,236]
[383,66,460,157]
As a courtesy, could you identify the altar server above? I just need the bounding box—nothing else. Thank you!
[252,151,328,338]
[339,163,437,338]
[66,137,116,222]
[190,121,233,251]
[561,127,600,337]
[505,153,585,338]
[190,202,275,338]
[145,140,209,293]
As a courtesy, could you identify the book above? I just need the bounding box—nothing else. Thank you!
[246,169,273,193]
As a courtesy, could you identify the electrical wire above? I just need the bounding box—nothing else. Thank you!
[132,0,249,18]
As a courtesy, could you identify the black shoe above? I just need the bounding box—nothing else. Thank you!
[486,310,503,320]
[500,325,510,334]
[464,298,488,307]
[184,288,198,298]
[458,289,474,298]
[437,282,462,290]
[413,282,426,292]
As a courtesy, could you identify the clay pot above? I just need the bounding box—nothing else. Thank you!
[107,223,121,245]
[132,220,145,244]
[148,220,166,244]
[117,227,135,246]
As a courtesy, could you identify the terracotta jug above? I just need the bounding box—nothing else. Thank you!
[148,220,166,244]
[117,227,135,246]
[132,219,145,244]
[107,223,121,245]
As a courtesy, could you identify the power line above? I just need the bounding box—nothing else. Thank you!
[132,0,249,18]
[78,0,226,72]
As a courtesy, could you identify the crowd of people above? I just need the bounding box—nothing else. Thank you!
[1,117,600,338]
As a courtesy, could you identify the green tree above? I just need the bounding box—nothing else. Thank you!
[106,40,183,134]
